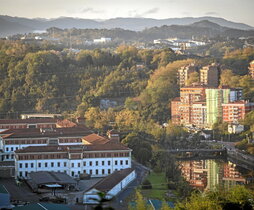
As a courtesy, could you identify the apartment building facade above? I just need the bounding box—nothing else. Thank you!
[14,143,132,179]
[200,63,220,87]
[222,100,254,123]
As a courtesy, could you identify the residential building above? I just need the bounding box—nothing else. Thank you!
[180,85,207,125]
[200,63,220,87]
[191,101,207,128]
[248,60,254,79]
[14,143,132,179]
[228,124,244,134]
[178,63,199,87]
[0,126,92,161]
[0,118,57,129]
[206,88,231,127]
[171,97,181,125]
[222,100,254,123]
[83,168,136,204]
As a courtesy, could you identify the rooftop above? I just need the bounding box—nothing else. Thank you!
[0,118,57,124]
[13,203,71,210]
[89,168,135,192]
[15,142,131,154]
[1,126,92,139]
[0,184,9,194]
[82,134,109,145]
[29,171,76,185]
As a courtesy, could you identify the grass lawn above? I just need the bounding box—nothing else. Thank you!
[141,172,168,200]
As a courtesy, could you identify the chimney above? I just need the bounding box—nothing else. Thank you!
[107,129,120,143]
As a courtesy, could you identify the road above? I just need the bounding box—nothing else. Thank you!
[108,161,150,209]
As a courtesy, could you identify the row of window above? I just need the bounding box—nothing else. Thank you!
[19,160,129,168]
[19,168,119,177]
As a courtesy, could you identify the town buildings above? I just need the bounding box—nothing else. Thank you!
[179,84,207,126]
[200,63,220,87]
[0,126,92,161]
[178,63,199,87]
[248,60,254,79]
[222,100,254,123]
[14,142,132,179]
[83,168,136,204]
[171,97,181,125]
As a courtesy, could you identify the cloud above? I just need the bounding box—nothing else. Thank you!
[205,12,219,16]
[81,7,104,14]
[142,8,159,16]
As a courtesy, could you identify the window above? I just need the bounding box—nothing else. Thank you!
[45,163,48,167]
[83,170,86,174]
[96,161,98,166]
[38,163,41,168]
[78,163,80,167]
[108,161,111,165]
[89,161,92,166]
[72,163,74,167]
[83,162,86,166]
[102,161,104,166]
[57,162,60,167]
[6,147,9,152]
[25,163,28,168]
[64,162,67,167]
[19,163,22,168]
[120,160,123,165]
[19,172,22,177]
[25,172,28,177]
[71,171,74,176]
[90,169,92,174]
[31,163,34,168]
[126,160,128,165]
[51,162,54,167]
[102,169,105,174]
[11,147,13,151]
[115,160,118,165]
[6,155,9,159]
[96,169,98,175]
[108,169,111,174]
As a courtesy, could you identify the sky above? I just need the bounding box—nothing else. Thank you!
[0,0,254,26]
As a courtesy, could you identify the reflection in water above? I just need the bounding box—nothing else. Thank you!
[179,159,252,191]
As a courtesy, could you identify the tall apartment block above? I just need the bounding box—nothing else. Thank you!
[179,85,207,125]
[200,63,220,87]
[222,100,254,123]
[171,97,181,125]
[248,60,254,79]
[205,87,243,127]
[178,63,199,87]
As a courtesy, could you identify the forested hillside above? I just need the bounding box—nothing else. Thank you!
[0,40,253,126]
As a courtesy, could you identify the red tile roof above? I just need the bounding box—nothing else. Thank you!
[0,118,57,124]
[15,142,131,154]
[90,168,135,192]
[1,127,92,139]
[82,134,109,144]
[56,119,77,128]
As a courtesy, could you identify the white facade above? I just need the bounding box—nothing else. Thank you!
[15,151,131,179]
[93,37,111,44]
[1,136,83,161]
[83,169,136,204]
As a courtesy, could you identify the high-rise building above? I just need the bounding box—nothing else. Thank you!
[206,87,231,127]
[171,97,181,125]
[200,63,220,87]
[191,101,207,128]
[180,85,207,125]
[178,63,199,87]
[222,100,254,123]
[248,60,254,79]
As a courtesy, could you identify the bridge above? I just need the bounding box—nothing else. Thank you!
[164,148,226,153]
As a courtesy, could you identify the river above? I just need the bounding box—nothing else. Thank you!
[178,158,254,191]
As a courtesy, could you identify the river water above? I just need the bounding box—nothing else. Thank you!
[179,158,254,191]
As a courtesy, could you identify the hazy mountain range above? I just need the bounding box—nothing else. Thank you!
[1,15,254,37]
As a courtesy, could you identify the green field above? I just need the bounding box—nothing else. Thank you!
[141,172,168,200]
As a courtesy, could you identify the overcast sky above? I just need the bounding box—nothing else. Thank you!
[1,0,253,26]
